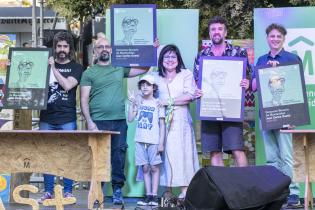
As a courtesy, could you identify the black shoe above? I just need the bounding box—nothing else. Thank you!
[93,200,100,208]
[137,195,152,206]
[148,195,159,206]
[112,187,124,205]
[287,194,301,207]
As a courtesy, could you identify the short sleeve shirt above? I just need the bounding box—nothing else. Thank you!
[253,48,302,79]
[134,99,165,144]
[40,60,83,124]
[194,41,252,83]
[80,64,130,120]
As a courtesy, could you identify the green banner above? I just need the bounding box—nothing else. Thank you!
[106,8,199,197]
[254,6,315,162]
[254,6,315,197]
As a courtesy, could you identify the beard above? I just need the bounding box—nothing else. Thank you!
[98,51,110,62]
[212,37,224,45]
[56,51,70,61]
[211,34,224,45]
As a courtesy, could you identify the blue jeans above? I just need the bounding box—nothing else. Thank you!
[261,122,300,196]
[39,121,77,194]
[94,120,128,190]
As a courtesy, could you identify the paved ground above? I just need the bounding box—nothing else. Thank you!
[2,190,309,210]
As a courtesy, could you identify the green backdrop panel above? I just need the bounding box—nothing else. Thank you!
[254,6,315,197]
[105,8,199,197]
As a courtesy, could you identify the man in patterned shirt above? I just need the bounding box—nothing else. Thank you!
[194,16,250,167]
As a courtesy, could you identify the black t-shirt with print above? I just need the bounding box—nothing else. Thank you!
[40,60,83,124]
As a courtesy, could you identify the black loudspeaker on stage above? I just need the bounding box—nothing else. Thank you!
[185,165,290,210]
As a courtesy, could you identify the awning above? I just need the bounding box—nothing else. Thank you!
[0,7,57,19]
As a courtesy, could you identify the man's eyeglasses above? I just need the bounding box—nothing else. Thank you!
[122,19,139,26]
[18,61,34,69]
[163,55,177,61]
[96,45,111,50]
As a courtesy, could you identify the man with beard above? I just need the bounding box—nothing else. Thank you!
[38,31,83,203]
[252,23,301,207]
[193,16,250,167]
[80,37,154,205]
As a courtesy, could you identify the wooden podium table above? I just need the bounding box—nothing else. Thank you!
[0,130,118,209]
[282,130,315,210]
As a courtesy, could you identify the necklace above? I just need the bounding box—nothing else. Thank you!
[166,74,176,83]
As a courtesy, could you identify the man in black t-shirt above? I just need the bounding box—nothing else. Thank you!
[38,31,83,203]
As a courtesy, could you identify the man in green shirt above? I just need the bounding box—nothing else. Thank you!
[80,37,152,205]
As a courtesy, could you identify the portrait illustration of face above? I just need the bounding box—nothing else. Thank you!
[268,74,285,106]
[118,17,139,45]
[122,17,138,36]
[210,69,227,91]
[17,60,34,83]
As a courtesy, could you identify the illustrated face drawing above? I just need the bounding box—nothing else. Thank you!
[268,74,285,105]
[122,17,139,43]
[210,69,227,91]
[17,60,34,83]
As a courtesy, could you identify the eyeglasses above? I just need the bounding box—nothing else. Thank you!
[163,55,177,61]
[122,19,139,26]
[18,61,34,69]
[96,45,111,50]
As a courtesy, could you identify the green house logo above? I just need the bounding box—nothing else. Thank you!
[288,36,314,76]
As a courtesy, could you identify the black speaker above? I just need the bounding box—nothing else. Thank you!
[185,165,290,210]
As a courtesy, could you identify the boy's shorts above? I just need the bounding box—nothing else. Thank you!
[135,142,162,166]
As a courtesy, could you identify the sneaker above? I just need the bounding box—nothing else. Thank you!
[148,195,159,206]
[38,192,53,204]
[93,200,100,208]
[287,194,301,207]
[178,192,186,200]
[64,192,76,204]
[112,187,124,205]
[64,192,75,198]
[137,195,152,206]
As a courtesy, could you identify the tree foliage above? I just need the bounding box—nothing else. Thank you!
[289,0,315,6]
[45,0,315,39]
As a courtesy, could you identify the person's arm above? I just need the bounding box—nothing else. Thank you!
[49,57,78,91]
[128,101,138,123]
[160,70,196,106]
[80,86,98,130]
[239,48,251,90]
[128,66,151,77]
[127,89,138,122]
[252,57,261,92]
[252,58,280,92]
[193,51,201,83]
[158,117,165,153]
[171,94,193,106]
[240,78,250,90]
[128,38,160,77]
[252,77,257,92]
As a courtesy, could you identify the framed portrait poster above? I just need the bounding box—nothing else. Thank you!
[255,62,310,130]
[110,4,157,67]
[3,47,51,110]
[196,56,247,122]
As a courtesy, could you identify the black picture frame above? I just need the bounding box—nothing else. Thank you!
[3,47,52,110]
